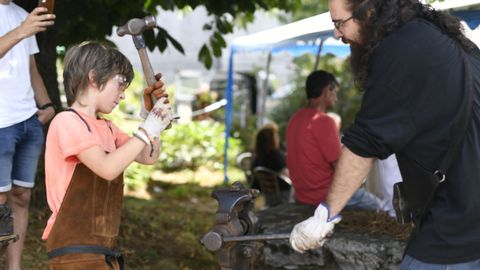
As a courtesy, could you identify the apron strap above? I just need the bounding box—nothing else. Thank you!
[47,245,124,270]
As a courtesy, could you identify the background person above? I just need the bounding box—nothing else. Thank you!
[286,70,380,210]
[251,122,291,204]
[290,1,480,269]
[0,1,55,268]
[365,154,402,218]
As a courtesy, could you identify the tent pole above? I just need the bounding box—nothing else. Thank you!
[223,49,235,184]
[313,38,325,70]
[257,51,272,128]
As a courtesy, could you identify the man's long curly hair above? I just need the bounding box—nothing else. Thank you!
[347,0,477,88]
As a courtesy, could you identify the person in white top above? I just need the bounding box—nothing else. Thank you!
[0,0,55,268]
[365,155,402,218]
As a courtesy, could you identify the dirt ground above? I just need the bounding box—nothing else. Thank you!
[0,182,219,270]
[338,209,413,240]
[0,182,413,269]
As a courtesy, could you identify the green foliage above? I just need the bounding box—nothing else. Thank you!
[102,75,240,189]
[48,0,305,69]
[231,114,258,151]
[280,0,329,22]
[157,120,242,172]
[124,163,155,191]
[335,59,363,131]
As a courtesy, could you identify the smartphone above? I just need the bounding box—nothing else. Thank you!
[38,0,54,14]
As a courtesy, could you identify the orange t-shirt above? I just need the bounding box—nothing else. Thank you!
[42,110,130,240]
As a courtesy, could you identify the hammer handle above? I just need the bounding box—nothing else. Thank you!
[223,233,290,242]
[138,48,157,111]
[138,48,157,86]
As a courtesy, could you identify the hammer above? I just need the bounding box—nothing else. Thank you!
[117,16,179,119]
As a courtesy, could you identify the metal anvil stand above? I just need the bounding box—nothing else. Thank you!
[200,182,290,270]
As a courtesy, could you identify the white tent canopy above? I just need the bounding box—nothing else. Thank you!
[233,12,334,47]
[232,12,348,56]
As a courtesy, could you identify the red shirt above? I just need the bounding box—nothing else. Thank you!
[286,108,340,205]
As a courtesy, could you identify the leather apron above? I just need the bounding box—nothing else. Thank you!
[46,163,124,270]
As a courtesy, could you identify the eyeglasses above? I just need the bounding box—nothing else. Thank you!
[333,16,353,31]
[113,74,130,89]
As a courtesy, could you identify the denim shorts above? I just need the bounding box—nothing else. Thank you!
[0,115,44,191]
[400,255,480,270]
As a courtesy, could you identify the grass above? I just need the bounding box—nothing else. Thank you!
[0,168,248,270]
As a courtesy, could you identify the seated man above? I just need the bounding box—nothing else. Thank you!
[286,70,379,209]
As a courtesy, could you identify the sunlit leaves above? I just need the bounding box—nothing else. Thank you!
[52,0,304,68]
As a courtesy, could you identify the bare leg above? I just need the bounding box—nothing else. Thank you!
[0,193,8,256]
[6,187,31,270]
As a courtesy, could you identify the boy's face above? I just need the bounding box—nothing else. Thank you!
[97,74,129,113]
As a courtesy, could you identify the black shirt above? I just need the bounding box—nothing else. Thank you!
[342,19,480,263]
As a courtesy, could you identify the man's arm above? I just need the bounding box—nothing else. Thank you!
[0,7,54,59]
[326,146,375,216]
[289,145,375,253]
[30,55,54,124]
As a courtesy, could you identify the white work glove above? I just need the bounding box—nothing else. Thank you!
[138,97,173,140]
[289,203,342,253]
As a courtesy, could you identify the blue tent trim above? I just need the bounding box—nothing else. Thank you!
[223,49,235,183]
[453,10,480,29]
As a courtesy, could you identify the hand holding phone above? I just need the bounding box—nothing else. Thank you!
[38,0,55,14]
[18,0,55,38]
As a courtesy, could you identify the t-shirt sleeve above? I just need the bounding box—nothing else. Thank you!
[313,115,341,163]
[343,20,465,162]
[49,113,99,161]
[106,120,130,148]
[27,35,39,55]
[342,80,416,159]
[341,24,426,159]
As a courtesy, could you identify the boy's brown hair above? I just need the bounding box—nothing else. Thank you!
[63,41,134,106]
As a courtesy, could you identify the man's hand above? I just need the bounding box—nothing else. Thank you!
[36,106,55,124]
[17,7,55,39]
[139,97,173,140]
[289,203,341,253]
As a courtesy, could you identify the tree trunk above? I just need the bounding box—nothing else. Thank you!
[33,17,61,209]
[16,0,61,209]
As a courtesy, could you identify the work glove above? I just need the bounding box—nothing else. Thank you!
[138,97,174,140]
[289,203,342,253]
[140,73,169,119]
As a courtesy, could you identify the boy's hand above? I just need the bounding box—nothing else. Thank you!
[139,97,173,139]
[143,73,168,110]
[140,73,169,119]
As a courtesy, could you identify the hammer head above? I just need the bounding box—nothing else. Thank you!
[117,15,157,37]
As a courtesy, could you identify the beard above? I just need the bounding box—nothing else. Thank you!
[347,28,369,89]
[349,43,366,82]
